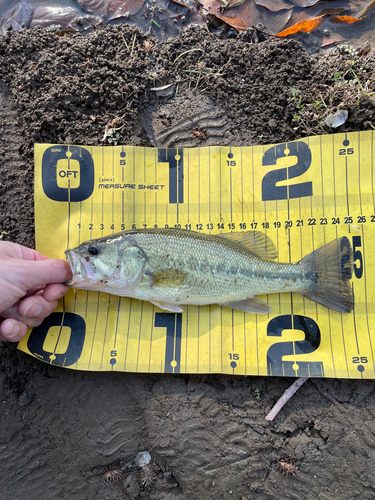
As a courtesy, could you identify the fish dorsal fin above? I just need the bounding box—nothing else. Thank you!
[219,297,272,314]
[149,269,188,287]
[216,231,277,260]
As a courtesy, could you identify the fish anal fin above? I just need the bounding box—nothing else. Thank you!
[217,231,277,260]
[150,269,188,287]
[219,297,272,314]
[150,300,184,313]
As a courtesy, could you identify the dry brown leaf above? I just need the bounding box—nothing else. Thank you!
[276,17,323,36]
[321,34,344,47]
[215,12,247,30]
[329,15,364,24]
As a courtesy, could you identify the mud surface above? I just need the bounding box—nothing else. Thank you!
[1,25,375,500]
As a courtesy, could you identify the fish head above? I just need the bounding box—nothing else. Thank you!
[65,236,146,294]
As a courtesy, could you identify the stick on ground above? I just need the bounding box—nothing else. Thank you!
[265,377,309,421]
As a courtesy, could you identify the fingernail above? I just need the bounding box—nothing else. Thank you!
[23,303,42,318]
[7,323,20,339]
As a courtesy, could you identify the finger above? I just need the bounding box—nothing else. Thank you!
[9,258,72,290]
[0,241,49,261]
[24,286,44,298]
[43,283,69,302]
[18,295,59,319]
[1,300,57,327]
[0,318,28,342]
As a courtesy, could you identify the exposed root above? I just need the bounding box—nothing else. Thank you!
[265,377,309,421]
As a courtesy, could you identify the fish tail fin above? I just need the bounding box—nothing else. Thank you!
[300,237,354,313]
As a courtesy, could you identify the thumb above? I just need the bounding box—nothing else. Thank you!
[13,258,72,291]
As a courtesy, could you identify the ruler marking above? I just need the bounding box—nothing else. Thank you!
[241,147,243,224]
[358,131,362,210]
[361,224,375,373]
[188,149,190,226]
[372,129,374,213]
[124,299,133,370]
[252,146,255,225]
[197,307,200,373]
[230,166,233,224]
[243,313,247,375]
[100,294,111,370]
[133,146,135,227]
[88,292,101,370]
[255,313,259,376]
[346,155,350,216]
[220,307,223,372]
[327,310,336,376]
[198,148,201,226]
[209,305,211,372]
[144,148,146,225]
[136,301,144,372]
[185,306,188,373]
[114,297,121,350]
[209,148,211,229]
[155,148,157,227]
[148,306,154,373]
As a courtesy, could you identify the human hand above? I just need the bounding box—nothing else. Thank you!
[0,242,72,342]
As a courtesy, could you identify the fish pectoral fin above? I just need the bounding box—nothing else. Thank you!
[150,300,184,313]
[150,269,188,287]
[219,297,272,314]
[217,231,277,260]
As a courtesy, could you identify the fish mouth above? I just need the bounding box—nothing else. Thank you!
[64,250,95,287]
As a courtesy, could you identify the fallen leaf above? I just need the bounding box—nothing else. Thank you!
[329,15,364,24]
[107,0,145,20]
[221,0,246,11]
[30,4,103,31]
[290,0,320,6]
[321,34,344,47]
[169,0,192,10]
[356,41,371,55]
[77,0,108,17]
[276,17,323,36]
[215,12,247,30]
[0,0,33,35]
[262,8,292,34]
[253,0,293,12]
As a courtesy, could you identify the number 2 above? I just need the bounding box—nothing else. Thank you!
[262,141,312,201]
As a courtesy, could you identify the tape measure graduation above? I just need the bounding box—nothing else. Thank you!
[18,131,375,379]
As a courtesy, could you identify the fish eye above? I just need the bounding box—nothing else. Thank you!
[88,246,99,256]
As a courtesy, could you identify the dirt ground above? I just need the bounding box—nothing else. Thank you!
[1,24,375,500]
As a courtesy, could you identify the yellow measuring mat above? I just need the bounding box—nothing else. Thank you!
[18,132,375,378]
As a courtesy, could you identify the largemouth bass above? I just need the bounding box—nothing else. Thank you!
[65,229,354,314]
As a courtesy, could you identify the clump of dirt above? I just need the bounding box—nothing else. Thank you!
[1,24,375,500]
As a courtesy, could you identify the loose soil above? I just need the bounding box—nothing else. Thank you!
[0,24,375,500]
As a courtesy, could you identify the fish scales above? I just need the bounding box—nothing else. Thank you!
[126,230,308,304]
[65,229,354,314]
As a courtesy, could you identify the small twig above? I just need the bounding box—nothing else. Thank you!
[311,382,345,411]
[265,377,308,421]
[151,18,161,29]
[130,33,137,58]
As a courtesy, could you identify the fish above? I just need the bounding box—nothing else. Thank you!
[64,229,354,314]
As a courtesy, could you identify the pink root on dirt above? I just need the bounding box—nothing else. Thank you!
[265,377,309,421]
